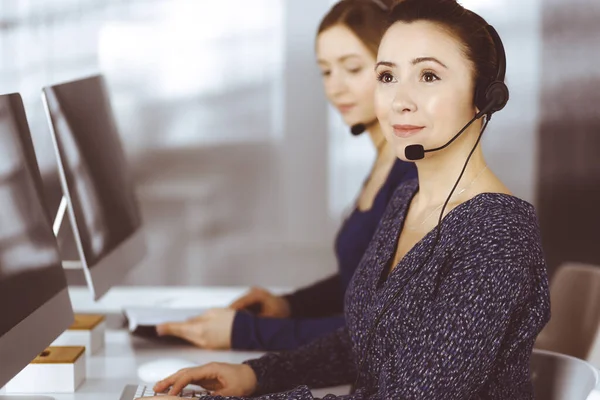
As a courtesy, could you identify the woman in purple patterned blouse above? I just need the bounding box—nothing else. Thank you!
[143,0,551,399]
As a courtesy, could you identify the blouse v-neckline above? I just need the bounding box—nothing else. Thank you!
[374,181,520,290]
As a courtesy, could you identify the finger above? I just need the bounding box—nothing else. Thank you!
[229,289,261,310]
[230,291,263,310]
[153,368,188,392]
[166,371,194,396]
[167,364,218,396]
[155,321,188,338]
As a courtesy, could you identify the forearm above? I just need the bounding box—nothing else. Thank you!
[243,327,356,394]
[284,275,344,318]
[231,312,346,351]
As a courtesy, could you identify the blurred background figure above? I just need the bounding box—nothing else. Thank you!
[155,0,416,351]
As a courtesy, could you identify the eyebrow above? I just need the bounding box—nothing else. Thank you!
[374,61,395,69]
[317,54,362,65]
[413,57,448,69]
[375,57,448,70]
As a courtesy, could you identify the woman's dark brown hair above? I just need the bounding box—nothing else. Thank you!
[318,0,396,56]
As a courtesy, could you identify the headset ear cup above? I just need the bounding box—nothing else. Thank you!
[484,81,509,114]
[474,83,487,114]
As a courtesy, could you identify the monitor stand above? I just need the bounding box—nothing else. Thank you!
[52,195,68,237]
[52,196,83,270]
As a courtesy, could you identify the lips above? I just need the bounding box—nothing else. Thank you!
[337,104,355,114]
[392,124,424,138]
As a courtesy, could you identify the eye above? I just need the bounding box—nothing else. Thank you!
[348,67,363,74]
[421,71,440,83]
[376,71,395,84]
[321,70,331,77]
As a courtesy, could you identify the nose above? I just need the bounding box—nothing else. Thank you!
[325,69,348,99]
[391,84,417,114]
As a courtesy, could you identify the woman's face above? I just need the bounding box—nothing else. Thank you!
[374,21,478,161]
[316,25,377,127]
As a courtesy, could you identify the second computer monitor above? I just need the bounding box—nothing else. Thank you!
[42,74,146,300]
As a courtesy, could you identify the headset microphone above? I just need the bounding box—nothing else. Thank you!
[350,123,367,136]
[350,117,379,136]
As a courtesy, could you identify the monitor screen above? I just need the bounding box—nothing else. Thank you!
[0,95,69,338]
[0,93,73,388]
[42,75,142,268]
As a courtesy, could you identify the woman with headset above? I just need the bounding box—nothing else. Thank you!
[143,0,550,398]
[155,0,416,352]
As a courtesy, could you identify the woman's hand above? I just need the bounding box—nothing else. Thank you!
[230,287,291,318]
[147,362,257,397]
[156,308,235,350]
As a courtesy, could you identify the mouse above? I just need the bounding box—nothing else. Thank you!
[137,358,198,383]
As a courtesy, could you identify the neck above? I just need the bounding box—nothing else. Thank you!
[414,127,488,208]
[368,123,393,160]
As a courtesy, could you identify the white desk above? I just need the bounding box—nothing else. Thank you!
[48,286,349,399]
[7,286,600,399]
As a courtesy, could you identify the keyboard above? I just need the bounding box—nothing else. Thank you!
[120,384,210,399]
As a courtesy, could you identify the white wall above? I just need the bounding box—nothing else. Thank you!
[279,0,334,245]
[0,0,338,287]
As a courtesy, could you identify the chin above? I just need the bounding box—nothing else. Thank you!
[342,116,362,128]
[344,120,359,128]
[343,111,371,127]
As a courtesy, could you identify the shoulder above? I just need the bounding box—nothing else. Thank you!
[450,193,545,271]
[438,195,549,309]
[464,193,540,241]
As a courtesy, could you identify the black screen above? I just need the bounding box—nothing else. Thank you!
[44,75,142,268]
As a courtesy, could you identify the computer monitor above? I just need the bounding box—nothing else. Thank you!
[0,93,74,389]
[41,74,146,300]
